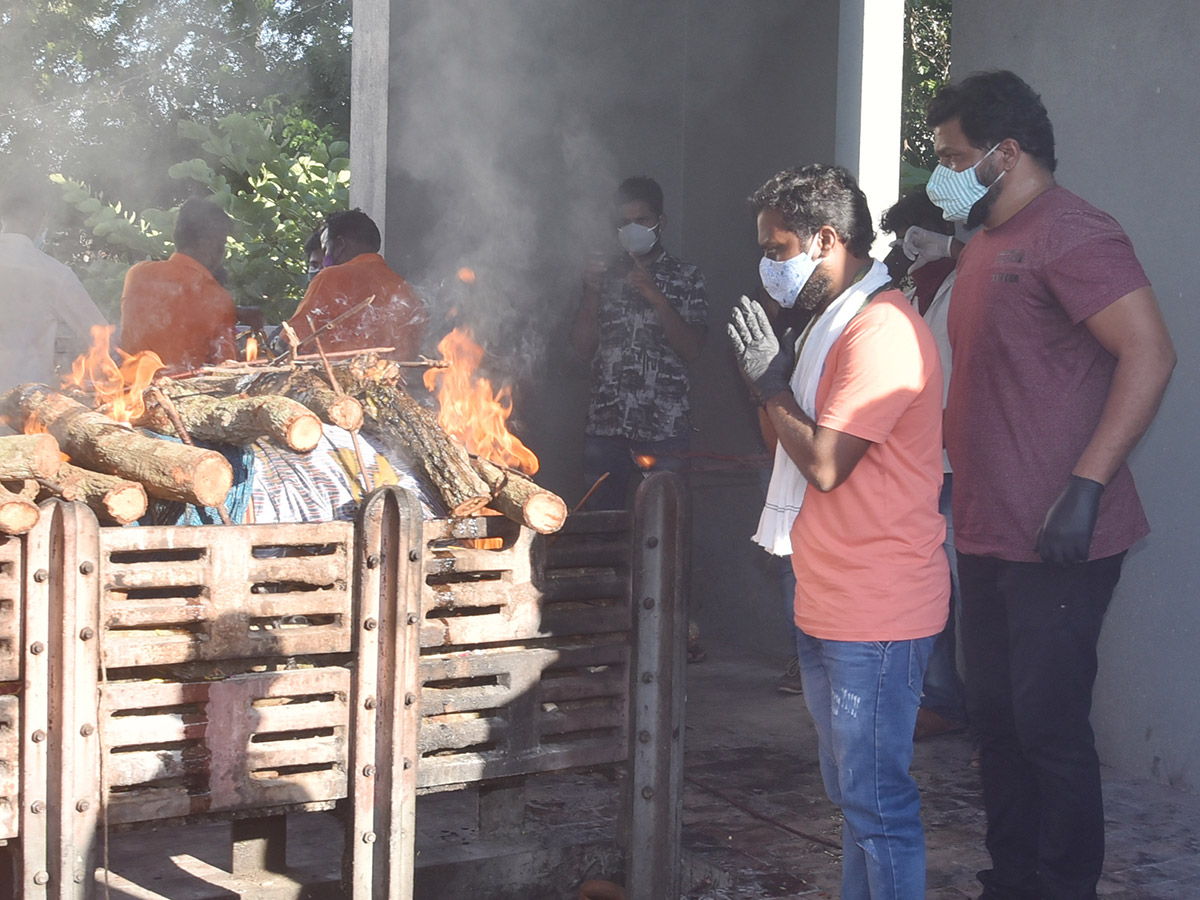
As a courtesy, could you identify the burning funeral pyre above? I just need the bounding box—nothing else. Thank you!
[0,324,566,536]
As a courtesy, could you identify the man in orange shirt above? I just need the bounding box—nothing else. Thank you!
[728,164,949,900]
[119,199,263,369]
[286,209,427,359]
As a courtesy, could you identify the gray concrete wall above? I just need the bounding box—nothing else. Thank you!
[381,1,842,657]
[951,1,1200,789]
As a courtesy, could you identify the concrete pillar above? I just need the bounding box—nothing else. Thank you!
[835,0,904,248]
[350,0,392,247]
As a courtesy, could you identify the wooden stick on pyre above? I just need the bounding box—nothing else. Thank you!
[146,387,233,526]
[355,382,491,517]
[274,294,377,364]
[573,472,610,513]
[184,351,446,378]
[244,368,364,432]
[0,384,233,508]
[140,391,322,454]
[470,456,567,535]
[37,463,147,526]
[0,432,64,481]
[311,333,373,494]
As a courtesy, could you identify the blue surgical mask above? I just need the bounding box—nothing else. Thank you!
[926,144,1004,223]
[759,236,821,308]
[617,221,660,256]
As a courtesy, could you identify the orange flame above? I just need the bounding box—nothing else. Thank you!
[62,325,164,424]
[634,454,656,470]
[24,411,48,435]
[456,267,476,284]
[423,327,539,475]
[245,335,259,362]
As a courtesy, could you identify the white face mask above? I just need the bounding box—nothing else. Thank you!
[617,221,660,255]
[758,235,822,308]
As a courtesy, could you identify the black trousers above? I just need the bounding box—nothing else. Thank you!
[958,552,1125,900]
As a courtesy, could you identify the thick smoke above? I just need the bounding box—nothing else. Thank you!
[386,1,628,385]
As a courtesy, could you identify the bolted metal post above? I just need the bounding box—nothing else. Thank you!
[626,472,688,900]
[346,486,423,900]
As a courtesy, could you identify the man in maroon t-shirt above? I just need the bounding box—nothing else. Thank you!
[926,71,1175,900]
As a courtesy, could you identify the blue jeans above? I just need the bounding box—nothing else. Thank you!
[795,628,937,900]
[581,433,688,510]
[920,475,966,721]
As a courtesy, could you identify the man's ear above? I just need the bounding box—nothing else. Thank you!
[814,224,839,257]
[996,137,1021,172]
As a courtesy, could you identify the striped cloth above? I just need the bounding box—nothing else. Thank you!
[251,425,442,523]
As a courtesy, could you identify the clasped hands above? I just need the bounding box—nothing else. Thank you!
[727,296,793,406]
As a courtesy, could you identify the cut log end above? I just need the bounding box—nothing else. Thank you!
[101,483,149,526]
[286,415,324,453]
[0,490,38,535]
[38,463,149,526]
[188,454,235,508]
[468,456,567,534]
[521,493,568,535]
[326,396,364,432]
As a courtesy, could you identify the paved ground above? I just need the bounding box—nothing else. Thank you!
[679,651,1200,900]
[96,650,1200,899]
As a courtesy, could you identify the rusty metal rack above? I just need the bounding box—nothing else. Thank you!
[0,472,687,900]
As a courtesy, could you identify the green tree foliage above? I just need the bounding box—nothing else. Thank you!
[57,112,350,324]
[902,0,952,186]
[0,0,351,208]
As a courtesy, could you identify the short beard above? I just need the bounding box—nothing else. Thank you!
[796,268,835,313]
[966,157,1004,228]
[966,188,998,229]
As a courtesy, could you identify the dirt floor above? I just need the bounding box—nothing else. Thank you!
[95,650,1200,899]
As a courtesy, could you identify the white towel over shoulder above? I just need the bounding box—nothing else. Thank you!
[752,260,892,555]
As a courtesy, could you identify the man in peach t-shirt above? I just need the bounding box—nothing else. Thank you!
[729,164,948,900]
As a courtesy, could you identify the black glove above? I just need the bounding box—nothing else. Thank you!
[1035,475,1104,565]
[727,296,794,405]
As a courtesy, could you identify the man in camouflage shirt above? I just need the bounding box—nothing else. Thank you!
[571,176,708,509]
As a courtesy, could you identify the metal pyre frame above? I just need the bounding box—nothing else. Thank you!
[0,472,687,900]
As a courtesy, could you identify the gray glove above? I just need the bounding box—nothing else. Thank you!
[727,296,794,405]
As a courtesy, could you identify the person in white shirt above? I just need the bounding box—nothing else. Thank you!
[0,167,108,397]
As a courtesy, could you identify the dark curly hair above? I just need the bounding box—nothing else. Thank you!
[750,164,875,258]
[926,70,1057,173]
[615,176,664,217]
[880,189,954,237]
[324,208,381,253]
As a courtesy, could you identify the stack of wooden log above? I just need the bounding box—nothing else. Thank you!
[0,352,566,535]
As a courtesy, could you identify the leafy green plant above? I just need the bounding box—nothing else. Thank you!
[56,110,350,324]
[902,0,952,176]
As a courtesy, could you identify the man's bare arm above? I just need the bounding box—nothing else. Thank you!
[763,390,872,492]
[1073,286,1176,484]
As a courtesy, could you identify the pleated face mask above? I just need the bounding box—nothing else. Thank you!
[926,143,1003,223]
